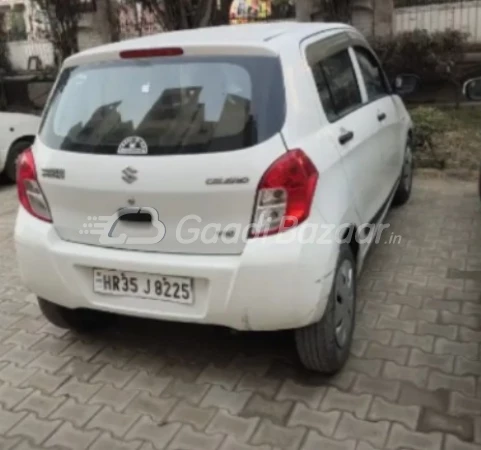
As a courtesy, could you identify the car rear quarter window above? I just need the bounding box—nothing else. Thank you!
[39,55,286,155]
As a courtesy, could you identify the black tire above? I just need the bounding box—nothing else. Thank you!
[295,243,357,374]
[38,297,114,333]
[5,139,33,182]
[393,142,413,207]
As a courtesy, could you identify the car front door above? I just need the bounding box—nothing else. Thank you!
[352,46,403,204]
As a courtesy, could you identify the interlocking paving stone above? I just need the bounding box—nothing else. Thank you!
[240,394,293,425]
[382,362,429,388]
[450,392,481,416]
[334,412,390,448]
[168,424,224,450]
[85,406,138,438]
[444,435,481,450]
[434,339,478,359]
[90,432,143,450]
[250,419,305,450]
[275,379,326,409]
[0,178,480,450]
[43,422,100,450]
[300,431,356,450]
[200,385,252,414]
[417,408,474,442]
[368,397,420,430]
[288,403,340,437]
[218,436,272,450]
[428,372,476,397]
[408,348,455,373]
[386,423,443,450]
[391,331,434,352]
[7,412,62,445]
[167,400,216,430]
[236,373,282,399]
[320,387,372,419]
[352,374,401,402]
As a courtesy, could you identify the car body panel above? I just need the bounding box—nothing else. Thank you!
[0,112,40,173]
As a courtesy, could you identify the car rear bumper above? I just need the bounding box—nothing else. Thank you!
[15,207,337,331]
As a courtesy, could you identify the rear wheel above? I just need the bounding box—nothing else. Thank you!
[392,143,413,207]
[295,243,356,374]
[5,139,33,182]
[38,298,114,333]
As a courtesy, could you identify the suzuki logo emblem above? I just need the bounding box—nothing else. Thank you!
[122,167,137,184]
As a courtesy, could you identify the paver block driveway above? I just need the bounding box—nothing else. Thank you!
[0,176,480,450]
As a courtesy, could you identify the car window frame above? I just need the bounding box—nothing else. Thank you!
[351,44,393,105]
[304,32,365,124]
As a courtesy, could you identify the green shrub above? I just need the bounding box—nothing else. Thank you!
[410,106,481,171]
[370,29,467,82]
[410,107,448,169]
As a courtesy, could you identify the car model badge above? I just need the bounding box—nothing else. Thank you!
[117,136,148,155]
[122,167,138,184]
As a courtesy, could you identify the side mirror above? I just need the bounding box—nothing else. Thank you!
[393,74,420,96]
[463,77,481,101]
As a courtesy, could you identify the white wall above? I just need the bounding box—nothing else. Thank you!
[395,0,481,42]
[6,40,54,71]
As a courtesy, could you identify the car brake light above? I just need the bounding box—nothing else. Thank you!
[250,149,318,238]
[120,47,184,59]
[16,148,52,223]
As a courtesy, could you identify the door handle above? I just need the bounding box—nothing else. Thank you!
[377,112,387,122]
[339,130,354,145]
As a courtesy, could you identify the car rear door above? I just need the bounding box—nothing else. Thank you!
[35,49,288,256]
[304,39,385,226]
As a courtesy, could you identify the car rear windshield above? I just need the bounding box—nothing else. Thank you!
[39,55,286,155]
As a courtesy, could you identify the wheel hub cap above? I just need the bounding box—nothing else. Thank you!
[403,146,413,191]
[334,260,355,348]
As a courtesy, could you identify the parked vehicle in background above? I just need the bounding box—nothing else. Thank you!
[463,77,481,199]
[14,22,416,374]
[0,112,40,182]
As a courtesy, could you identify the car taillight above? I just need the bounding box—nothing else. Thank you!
[16,148,52,223]
[250,149,318,238]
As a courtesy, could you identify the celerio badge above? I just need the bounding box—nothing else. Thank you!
[117,136,148,155]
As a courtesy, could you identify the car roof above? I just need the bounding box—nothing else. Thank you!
[65,22,354,66]
[120,22,350,44]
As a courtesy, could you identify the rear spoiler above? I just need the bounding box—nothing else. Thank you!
[63,43,279,69]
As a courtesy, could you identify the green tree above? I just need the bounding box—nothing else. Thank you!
[135,0,235,31]
[296,0,352,22]
[0,12,10,74]
[35,0,81,65]
[95,0,120,43]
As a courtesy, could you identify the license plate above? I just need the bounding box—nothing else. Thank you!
[93,269,194,305]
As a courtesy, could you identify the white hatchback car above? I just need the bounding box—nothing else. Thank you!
[15,22,415,373]
[1,112,40,181]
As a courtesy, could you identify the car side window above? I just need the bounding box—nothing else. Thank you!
[354,47,390,101]
[311,64,337,122]
[310,49,362,122]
